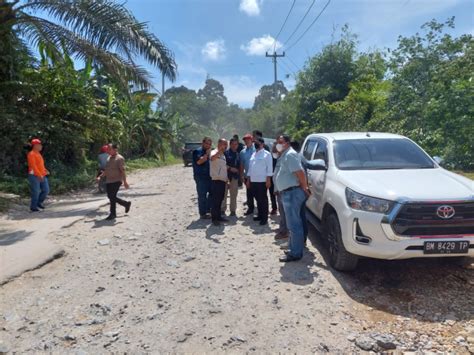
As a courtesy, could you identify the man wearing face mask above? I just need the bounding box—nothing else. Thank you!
[240,133,256,216]
[247,137,273,225]
[274,134,310,262]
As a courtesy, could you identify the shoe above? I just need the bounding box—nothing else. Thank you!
[279,243,289,250]
[125,201,131,213]
[105,214,116,221]
[229,212,236,217]
[244,209,254,216]
[253,216,261,221]
[218,217,229,223]
[200,214,212,220]
[37,204,45,209]
[274,232,289,240]
[279,254,302,262]
[270,208,277,215]
[212,220,221,226]
[30,208,41,212]
[259,220,268,225]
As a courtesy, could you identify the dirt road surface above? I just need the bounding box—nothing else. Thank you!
[0,165,473,353]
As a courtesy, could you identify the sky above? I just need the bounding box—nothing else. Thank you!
[124,0,474,108]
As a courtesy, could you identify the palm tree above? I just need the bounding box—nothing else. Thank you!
[0,0,177,89]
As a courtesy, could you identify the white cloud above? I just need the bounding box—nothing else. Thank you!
[201,39,226,61]
[215,75,262,107]
[239,0,262,16]
[240,35,282,56]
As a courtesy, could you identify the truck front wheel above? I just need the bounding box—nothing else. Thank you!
[325,213,359,271]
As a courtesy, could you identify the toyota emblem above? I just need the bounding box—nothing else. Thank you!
[437,205,455,219]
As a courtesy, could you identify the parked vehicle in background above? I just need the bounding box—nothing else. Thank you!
[182,142,201,167]
[301,132,474,271]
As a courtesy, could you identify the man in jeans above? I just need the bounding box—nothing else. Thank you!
[239,133,255,216]
[274,134,310,262]
[27,138,50,212]
[98,144,131,220]
[192,137,212,219]
[247,137,273,225]
[210,139,229,226]
[222,138,240,217]
[272,147,289,240]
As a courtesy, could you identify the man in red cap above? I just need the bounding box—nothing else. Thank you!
[27,138,50,212]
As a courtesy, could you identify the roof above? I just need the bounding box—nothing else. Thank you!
[307,132,406,141]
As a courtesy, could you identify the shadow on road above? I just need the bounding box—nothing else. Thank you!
[279,249,318,285]
[0,230,33,246]
[187,219,210,230]
[306,223,474,322]
[206,224,225,243]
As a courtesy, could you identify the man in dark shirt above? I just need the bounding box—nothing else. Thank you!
[222,138,241,216]
[233,134,244,153]
[192,137,213,219]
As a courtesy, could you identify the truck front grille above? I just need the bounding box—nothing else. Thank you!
[392,202,474,236]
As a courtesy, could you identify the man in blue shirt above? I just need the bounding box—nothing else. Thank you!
[274,134,310,262]
[192,137,213,219]
[239,133,256,215]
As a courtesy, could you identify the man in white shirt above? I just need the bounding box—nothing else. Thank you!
[210,138,229,226]
[247,137,273,225]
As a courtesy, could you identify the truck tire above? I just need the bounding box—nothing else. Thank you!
[325,212,359,271]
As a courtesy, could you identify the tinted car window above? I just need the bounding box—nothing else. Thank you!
[303,139,317,160]
[185,143,201,150]
[314,139,328,162]
[334,139,435,170]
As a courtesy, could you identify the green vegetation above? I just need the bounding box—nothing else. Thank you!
[165,18,473,171]
[0,5,472,200]
[0,0,180,196]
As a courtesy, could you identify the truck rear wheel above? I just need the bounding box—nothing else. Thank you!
[325,213,359,271]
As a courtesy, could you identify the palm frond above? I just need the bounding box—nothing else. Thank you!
[19,15,152,89]
[20,0,177,80]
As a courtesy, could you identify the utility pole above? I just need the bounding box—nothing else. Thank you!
[265,51,285,97]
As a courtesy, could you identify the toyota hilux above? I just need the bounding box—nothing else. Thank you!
[301,132,474,271]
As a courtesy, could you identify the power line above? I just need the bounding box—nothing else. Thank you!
[282,0,316,46]
[272,0,297,51]
[285,0,331,51]
[279,60,296,78]
[286,54,301,72]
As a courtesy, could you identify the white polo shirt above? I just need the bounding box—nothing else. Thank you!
[248,149,273,183]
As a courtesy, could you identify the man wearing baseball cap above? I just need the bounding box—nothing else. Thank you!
[27,138,50,212]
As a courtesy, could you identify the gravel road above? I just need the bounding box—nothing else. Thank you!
[0,165,473,353]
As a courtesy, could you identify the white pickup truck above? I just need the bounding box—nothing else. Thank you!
[301,132,474,271]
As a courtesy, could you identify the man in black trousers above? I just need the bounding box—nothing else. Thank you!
[210,138,229,226]
[98,144,131,220]
[247,137,273,225]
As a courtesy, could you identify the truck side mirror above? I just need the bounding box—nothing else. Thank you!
[306,159,327,171]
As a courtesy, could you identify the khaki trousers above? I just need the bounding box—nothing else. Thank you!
[221,178,239,213]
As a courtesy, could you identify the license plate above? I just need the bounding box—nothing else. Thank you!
[423,241,470,254]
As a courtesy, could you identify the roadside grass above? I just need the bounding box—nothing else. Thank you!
[457,171,474,180]
[127,154,180,172]
[0,155,180,198]
[0,197,10,212]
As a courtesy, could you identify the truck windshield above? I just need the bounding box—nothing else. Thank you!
[334,139,435,170]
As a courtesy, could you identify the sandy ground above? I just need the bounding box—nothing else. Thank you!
[0,165,473,353]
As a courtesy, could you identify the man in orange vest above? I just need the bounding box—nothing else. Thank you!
[27,138,50,212]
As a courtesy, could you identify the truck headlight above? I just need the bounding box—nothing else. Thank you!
[345,188,394,214]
